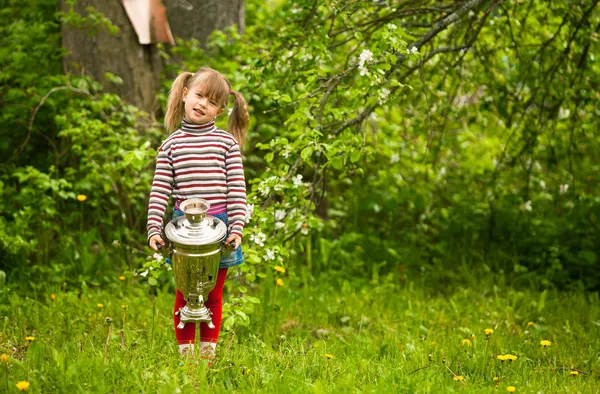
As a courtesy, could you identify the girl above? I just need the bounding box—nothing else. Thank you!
[147,66,249,360]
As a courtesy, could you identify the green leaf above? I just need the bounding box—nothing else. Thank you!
[331,157,343,170]
[148,277,158,286]
[301,146,314,161]
[264,152,274,163]
[350,149,361,163]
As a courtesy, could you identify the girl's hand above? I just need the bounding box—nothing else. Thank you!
[149,234,165,252]
[225,234,242,250]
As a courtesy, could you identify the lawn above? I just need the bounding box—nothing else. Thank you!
[1,273,598,393]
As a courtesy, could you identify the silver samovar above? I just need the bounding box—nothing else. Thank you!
[161,198,235,329]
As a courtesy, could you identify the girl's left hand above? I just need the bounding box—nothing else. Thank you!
[225,234,242,249]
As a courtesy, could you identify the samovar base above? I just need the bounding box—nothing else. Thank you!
[176,304,215,329]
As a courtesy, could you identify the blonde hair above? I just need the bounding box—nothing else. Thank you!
[164,67,250,147]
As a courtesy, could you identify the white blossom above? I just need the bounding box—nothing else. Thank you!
[358,49,373,67]
[387,23,397,30]
[292,174,303,187]
[539,180,546,190]
[138,269,149,277]
[521,200,532,212]
[153,253,163,262]
[558,107,570,120]
[263,248,276,261]
[245,204,255,223]
[560,184,569,194]
[250,232,267,247]
[275,221,285,230]
[408,46,419,55]
[275,209,286,221]
[390,153,400,163]
[359,67,369,76]
[379,88,390,102]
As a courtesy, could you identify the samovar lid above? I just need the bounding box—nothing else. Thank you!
[164,199,227,246]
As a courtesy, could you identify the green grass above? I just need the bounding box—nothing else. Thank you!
[1,273,599,393]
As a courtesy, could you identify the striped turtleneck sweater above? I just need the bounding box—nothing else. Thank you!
[146,119,247,241]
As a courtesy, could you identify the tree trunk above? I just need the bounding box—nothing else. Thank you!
[61,1,244,112]
[164,0,245,44]
[61,1,163,113]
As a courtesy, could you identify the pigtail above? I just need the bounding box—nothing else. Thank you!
[164,71,193,133]
[228,91,250,148]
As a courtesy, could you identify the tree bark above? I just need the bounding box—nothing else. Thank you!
[61,0,163,113]
[164,0,245,44]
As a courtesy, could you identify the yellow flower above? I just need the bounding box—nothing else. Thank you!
[274,265,286,273]
[485,328,494,336]
[506,354,518,361]
[430,341,438,346]
[16,381,30,391]
[461,339,472,348]
[97,303,104,308]
[1,354,8,362]
[506,386,516,392]
[324,354,334,359]
[570,370,579,375]
[25,336,35,341]
[497,354,508,361]
[453,375,464,381]
[119,275,126,281]
[527,321,534,327]
[50,294,56,300]
[540,340,551,347]
[493,376,499,383]
[121,304,128,310]
[77,194,87,202]
[276,278,284,287]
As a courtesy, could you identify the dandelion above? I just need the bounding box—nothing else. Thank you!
[527,321,534,327]
[16,381,30,391]
[506,354,518,361]
[324,354,334,359]
[493,377,499,383]
[485,328,494,336]
[570,370,579,375]
[121,305,128,311]
[276,278,284,287]
[497,354,508,362]
[1,354,8,362]
[506,386,516,392]
[119,275,126,281]
[105,317,113,325]
[77,194,87,202]
[430,341,438,346]
[274,266,286,273]
[25,336,35,341]
[97,303,104,308]
[453,375,464,381]
[461,339,472,347]
[540,340,551,347]
[50,294,56,300]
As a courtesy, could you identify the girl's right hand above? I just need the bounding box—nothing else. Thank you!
[149,235,166,252]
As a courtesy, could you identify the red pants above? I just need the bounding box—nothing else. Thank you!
[174,268,228,344]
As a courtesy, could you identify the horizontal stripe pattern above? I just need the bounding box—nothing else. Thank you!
[147,119,247,240]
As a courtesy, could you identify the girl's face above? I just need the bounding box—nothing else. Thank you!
[183,83,224,124]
